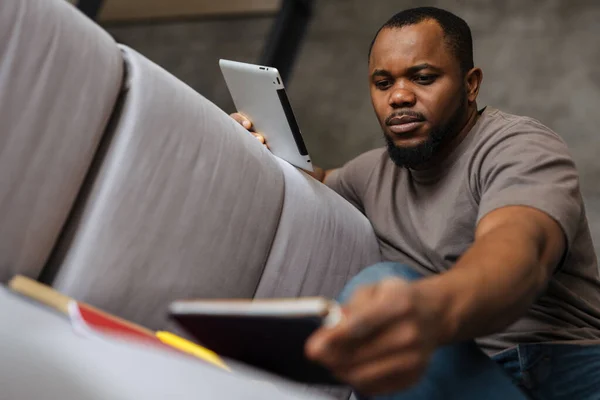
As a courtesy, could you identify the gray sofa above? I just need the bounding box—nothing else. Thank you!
[0,0,381,398]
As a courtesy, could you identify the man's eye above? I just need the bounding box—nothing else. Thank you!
[414,75,437,85]
[375,80,392,90]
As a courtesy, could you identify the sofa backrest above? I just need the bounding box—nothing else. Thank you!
[254,158,381,299]
[49,45,381,331]
[1,0,381,336]
[0,0,123,282]
[2,4,379,399]
[49,45,287,329]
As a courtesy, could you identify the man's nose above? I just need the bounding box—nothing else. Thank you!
[389,87,416,109]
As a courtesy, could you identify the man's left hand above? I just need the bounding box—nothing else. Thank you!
[305,278,440,395]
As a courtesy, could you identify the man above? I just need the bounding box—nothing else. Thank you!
[232,7,600,400]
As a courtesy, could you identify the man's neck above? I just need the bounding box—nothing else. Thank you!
[413,104,480,171]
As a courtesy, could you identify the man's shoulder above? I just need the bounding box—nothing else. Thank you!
[326,147,389,192]
[333,147,389,178]
[348,147,389,168]
[469,107,568,159]
[464,107,575,182]
[477,107,562,141]
[468,108,575,181]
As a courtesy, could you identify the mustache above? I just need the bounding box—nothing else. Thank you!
[385,110,426,125]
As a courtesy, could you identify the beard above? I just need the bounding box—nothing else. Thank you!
[384,90,468,169]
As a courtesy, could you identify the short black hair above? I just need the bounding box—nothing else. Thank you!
[368,7,474,75]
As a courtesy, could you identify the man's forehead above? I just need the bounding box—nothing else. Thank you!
[369,20,451,68]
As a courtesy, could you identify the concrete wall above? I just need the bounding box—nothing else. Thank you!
[106,0,600,254]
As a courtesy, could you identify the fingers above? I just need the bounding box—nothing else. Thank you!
[337,318,421,367]
[340,350,426,395]
[252,133,265,144]
[306,278,416,366]
[305,323,346,362]
[306,282,399,359]
[306,313,418,370]
[343,278,413,341]
[307,324,428,395]
[305,279,434,396]
[230,112,253,130]
[305,287,376,360]
[353,279,414,329]
[230,113,269,148]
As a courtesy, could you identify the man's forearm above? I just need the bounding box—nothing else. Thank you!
[415,223,553,346]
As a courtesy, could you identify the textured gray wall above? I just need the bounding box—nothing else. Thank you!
[106,0,600,254]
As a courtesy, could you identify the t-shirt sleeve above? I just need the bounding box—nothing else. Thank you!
[475,119,582,251]
[324,148,383,213]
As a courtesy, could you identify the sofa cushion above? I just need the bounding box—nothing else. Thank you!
[0,0,123,282]
[0,287,334,400]
[51,46,285,329]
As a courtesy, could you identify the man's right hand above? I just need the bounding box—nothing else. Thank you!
[230,113,268,148]
[229,112,333,182]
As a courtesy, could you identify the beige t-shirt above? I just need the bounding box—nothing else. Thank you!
[326,107,600,355]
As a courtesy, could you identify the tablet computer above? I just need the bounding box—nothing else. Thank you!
[219,59,313,171]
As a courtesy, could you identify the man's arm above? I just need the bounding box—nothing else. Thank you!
[305,124,577,395]
[415,204,565,345]
[305,205,565,395]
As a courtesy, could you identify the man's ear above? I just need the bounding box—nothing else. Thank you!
[465,67,483,103]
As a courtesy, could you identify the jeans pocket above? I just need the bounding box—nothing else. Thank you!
[492,347,523,387]
[516,343,600,399]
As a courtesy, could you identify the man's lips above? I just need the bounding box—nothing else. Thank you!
[387,115,425,134]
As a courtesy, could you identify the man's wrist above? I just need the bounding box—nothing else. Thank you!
[413,276,462,346]
[300,166,326,182]
[313,167,326,182]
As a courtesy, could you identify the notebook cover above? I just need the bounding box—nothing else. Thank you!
[171,313,340,385]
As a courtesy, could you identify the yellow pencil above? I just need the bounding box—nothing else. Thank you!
[156,331,230,371]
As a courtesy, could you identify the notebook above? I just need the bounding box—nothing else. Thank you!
[169,297,344,384]
[8,275,228,370]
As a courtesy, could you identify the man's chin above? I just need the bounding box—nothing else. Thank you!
[385,133,429,149]
[384,134,436,169]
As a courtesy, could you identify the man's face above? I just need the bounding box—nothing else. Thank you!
[369,20,468,168]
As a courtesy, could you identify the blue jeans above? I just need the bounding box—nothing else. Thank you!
[339,262,600,400]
